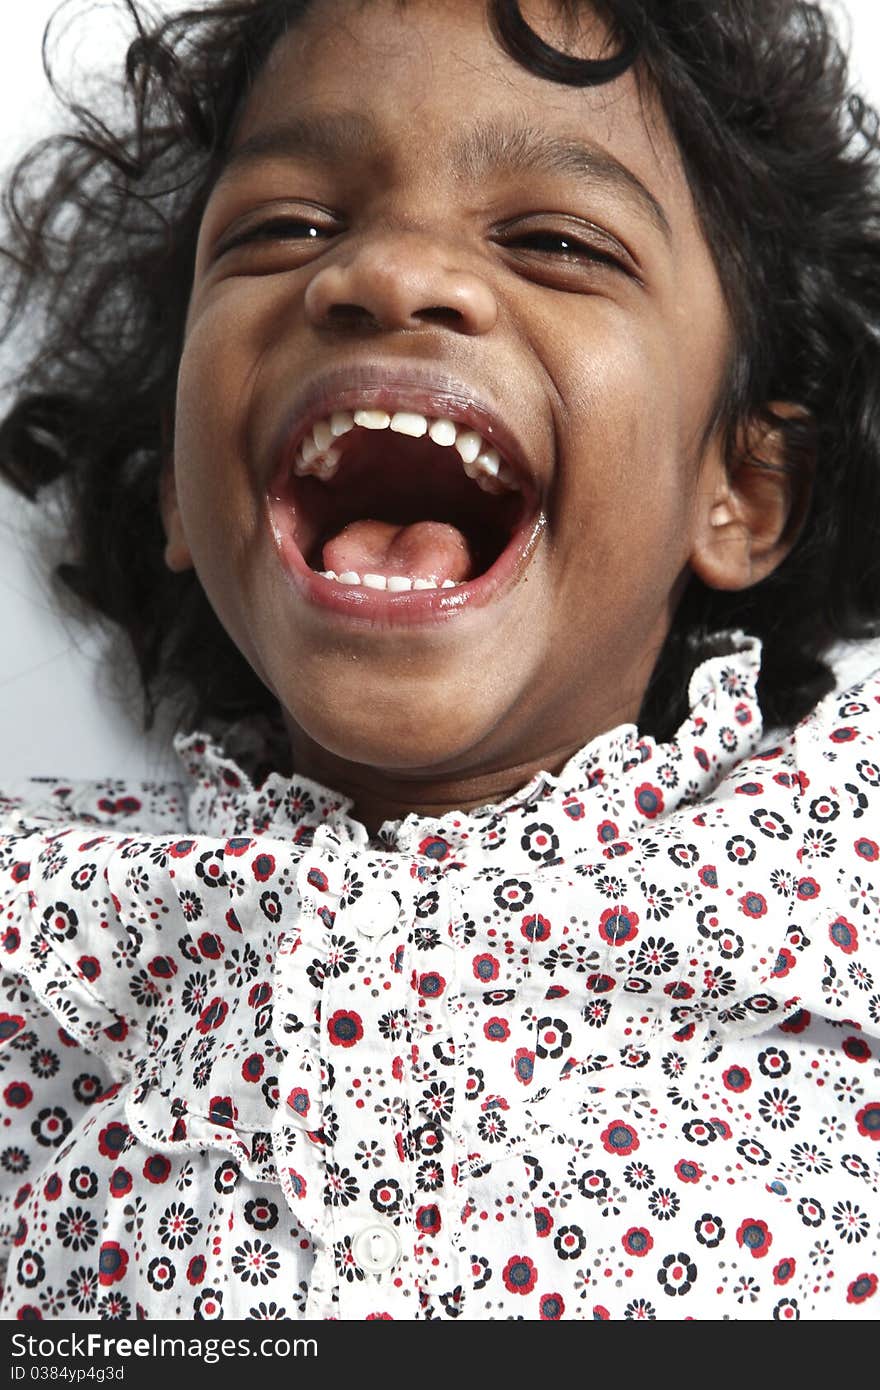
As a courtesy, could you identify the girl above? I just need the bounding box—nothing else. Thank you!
[0,0,878,1321]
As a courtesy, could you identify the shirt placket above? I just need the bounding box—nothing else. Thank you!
[309,852,458,1318]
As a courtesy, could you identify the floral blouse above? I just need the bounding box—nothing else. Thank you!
[0,633,877,1322]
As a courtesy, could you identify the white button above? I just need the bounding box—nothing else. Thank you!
[357,889,400,940]
[351,1221,402,1274]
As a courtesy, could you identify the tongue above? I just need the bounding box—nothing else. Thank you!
[322,520,474,583]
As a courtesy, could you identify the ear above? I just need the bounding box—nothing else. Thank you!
[690,403,813,592]
[159,457,194,574]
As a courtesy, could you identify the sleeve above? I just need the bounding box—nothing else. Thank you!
[0,968,116,1291]
[781,669,880,1035]
[516,666,880,1107]
[0,808,147,1295]
[0,820,145,1072]
[626,667,880,1043]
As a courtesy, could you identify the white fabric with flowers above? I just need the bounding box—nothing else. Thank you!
[0,633,878,1321]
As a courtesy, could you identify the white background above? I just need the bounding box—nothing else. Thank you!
[1,1,879,782]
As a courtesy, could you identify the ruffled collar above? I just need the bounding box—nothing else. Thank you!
[174,632,764,858]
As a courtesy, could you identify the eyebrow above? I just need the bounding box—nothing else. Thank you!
[217,110,672,241]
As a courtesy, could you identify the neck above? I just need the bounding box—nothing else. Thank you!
[281,725,589,836]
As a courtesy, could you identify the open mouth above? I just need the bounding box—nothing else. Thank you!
[269,404,540,601]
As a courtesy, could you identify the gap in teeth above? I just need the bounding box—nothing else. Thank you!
[319,570,458,591]
[292,409,518,491]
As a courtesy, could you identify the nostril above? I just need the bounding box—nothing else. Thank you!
[324,303,383,330]
[417,306,466,327]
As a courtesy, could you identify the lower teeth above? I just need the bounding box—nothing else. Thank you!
[319,571,458,591]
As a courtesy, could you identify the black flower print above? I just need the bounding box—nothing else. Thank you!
[757,1088,802,1131]
[249,1300,289,1319]
[333,1237,364,1285]
[65,1267,98,1314]
[657,1252,697,1297]
[31,1106,72,1148]
[831,1201,869,1243]
[633,935,679,975]
[224,944,261,987]
[325,1164,359,1207]
[521,823,560,863]
[97,1293,132,1320]
[369,1179,403,1216]
[55,1206,99,1251]
[340,873,364,909]
[648,1188,681,1221]
[157,1203,201,1250]
[325,935,358,977]
[244,1199,278,1232]
[30,1048,60,1079]
[493,879,533,913]
[230,1240,280,1286]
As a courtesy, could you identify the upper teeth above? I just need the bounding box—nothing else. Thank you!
[292,409,518,493]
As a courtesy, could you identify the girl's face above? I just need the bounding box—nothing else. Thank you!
[166,0,779,814]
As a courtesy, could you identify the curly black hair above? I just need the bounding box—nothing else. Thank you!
[2,0,880,745]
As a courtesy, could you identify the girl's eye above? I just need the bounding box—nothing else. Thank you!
[216,214,338,256]
[498,222,635,278]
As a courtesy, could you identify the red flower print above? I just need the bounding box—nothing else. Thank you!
[502,1255,537,1295]
[739,892,767,919]
[327,1010,364,1048]
[847,1273,877,1304]
[241,1053,265,1082]
[108,1168,132,1198]
[855,1101,880,1140]
[415,971,446,999]
[196,998,228,1034]
[842,1036,872,1063]
[472,954,499,982]
[736,1218,773,1258]
[521,914,551,942]
[415,1205,441,1236]
[512,1048,535,1085]
[722,1066,751,1092]
[675,1159,703,1184]
[143,1155,171,1185]
[779,1008,811,1033]
[286,1087,311,1118]
[3,1082,32,1109]
[251,852,276,881]
[98,1123,130,1159]
[598,906,640,947]
[829,917,859,954]
[634,784,664,819]
[484,1017,510,1043]
[773,1257,796,1286]
[795,876,820,900]
[601,1120,639,1157]
[539,1292,565,1319]
[622,1227,653,1258]
[98,1241,129,1286]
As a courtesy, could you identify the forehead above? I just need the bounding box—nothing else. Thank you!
[227,0,696,235]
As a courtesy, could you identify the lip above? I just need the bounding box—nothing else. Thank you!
[267,363,543,498]
[266,363,547,627]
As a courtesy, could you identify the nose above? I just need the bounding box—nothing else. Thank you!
[303,232,498,336]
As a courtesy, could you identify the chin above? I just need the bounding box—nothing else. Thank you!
[290,695,497,777]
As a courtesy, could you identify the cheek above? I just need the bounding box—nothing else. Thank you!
[173,307,263,568]
[556,331,695,549]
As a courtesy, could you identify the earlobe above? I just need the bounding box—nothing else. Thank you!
[690,403,814,593]
[159,460,194,574]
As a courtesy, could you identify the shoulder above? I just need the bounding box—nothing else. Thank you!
[787,662,880,789]
[0,772,189,837]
